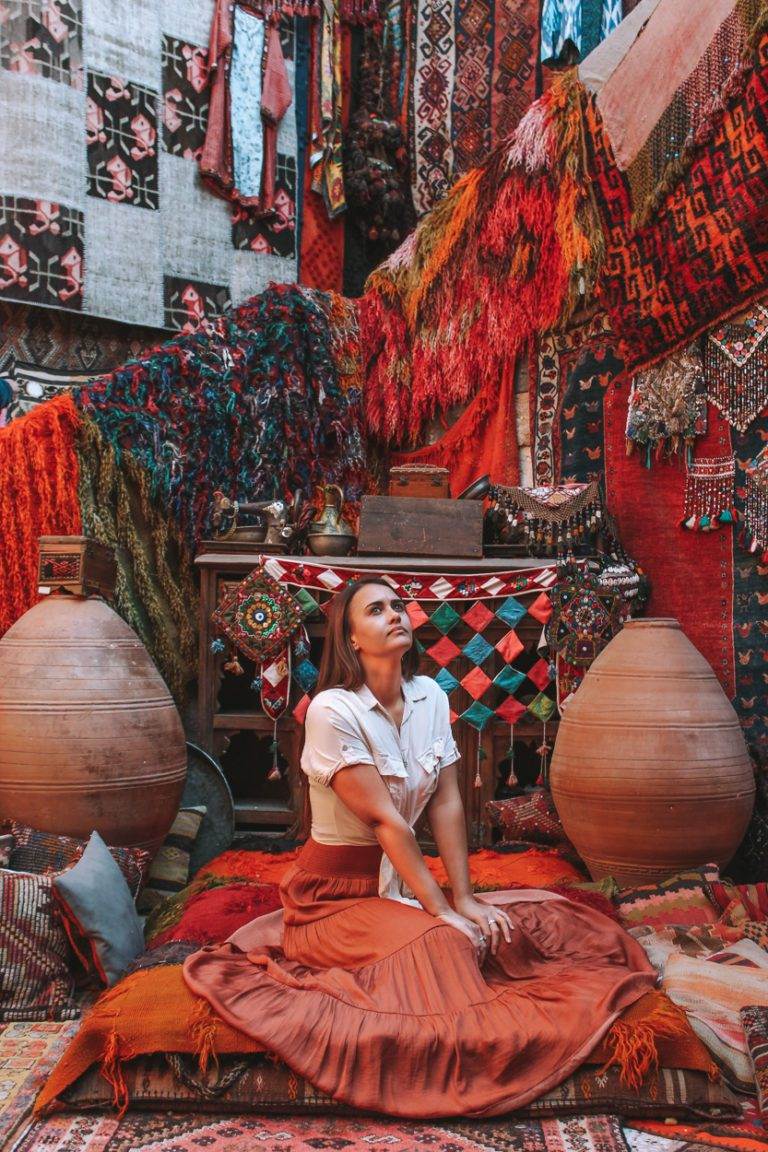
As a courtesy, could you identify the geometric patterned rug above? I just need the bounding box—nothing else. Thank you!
[0,1018,82,1150]
[10,1111,638,1152]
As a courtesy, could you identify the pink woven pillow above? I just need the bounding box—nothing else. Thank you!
[486,791,572,847]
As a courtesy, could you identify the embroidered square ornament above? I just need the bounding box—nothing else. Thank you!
[212,563,303,665]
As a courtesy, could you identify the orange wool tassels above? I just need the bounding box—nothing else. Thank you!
[0,394,82,636]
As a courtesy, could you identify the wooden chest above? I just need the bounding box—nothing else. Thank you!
[388,464,450,499]
[38,536,117,599]
[357,495,483,558]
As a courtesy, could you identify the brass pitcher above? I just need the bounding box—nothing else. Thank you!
[307,484,356,556]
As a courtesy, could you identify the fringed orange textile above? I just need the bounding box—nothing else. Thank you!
[189,994,220,1076]
[101,1024,130,1118]
[35,965,263,1116]
[593,991,718,1089]
[0,394,82,636]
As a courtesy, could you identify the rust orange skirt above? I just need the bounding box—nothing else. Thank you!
[183,839,656,1118]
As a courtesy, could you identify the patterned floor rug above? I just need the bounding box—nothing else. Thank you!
[7,1110,648,1152]
[0,1018,82,1148]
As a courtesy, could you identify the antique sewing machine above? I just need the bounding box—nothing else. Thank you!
[211,490,304,553]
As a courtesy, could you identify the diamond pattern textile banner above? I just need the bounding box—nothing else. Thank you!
[242,556,561,734]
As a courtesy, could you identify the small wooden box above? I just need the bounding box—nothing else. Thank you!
[357,496,483,558]
[38,536,117,599]
[388,465,450,499]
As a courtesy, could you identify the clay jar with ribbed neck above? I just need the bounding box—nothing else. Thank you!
[550,618,755,885]
[0,595,187,853]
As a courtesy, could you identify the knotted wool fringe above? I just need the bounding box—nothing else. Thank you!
[190,994,220,1076]
[0,393,82,635]
[361,70,603,447]
[75,415,198,702]
[599,995,717,1091]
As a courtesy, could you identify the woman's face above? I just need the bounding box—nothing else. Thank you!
[347,583,413,659]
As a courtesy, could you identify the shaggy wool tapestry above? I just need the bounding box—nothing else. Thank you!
[0,0,302,329]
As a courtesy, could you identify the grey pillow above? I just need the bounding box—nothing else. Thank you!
[53,831,144,986]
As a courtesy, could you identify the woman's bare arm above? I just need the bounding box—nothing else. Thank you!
[330,764,452,915]
[424,763,473,902]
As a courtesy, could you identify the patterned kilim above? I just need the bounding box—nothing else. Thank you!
[603,372,737,708]
[587,29,768,373]
[0,302,161,378]
[731,423,768,776]
[411,0,456,215]
[532,313,621,487]
[13,1111,637,1152]
[0,1018,82,1149]
[409,0,541,215]
[491,0,540,148]
[742,1005,768,1114]
[0,0,304,329]
[452,0,493,176]
[621,0,763,230]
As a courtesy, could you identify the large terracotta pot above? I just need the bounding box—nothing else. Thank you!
[550,618,755,885]
[0,596,187,853]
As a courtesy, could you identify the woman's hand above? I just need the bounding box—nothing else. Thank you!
[436,909,488,960]
[453,896,514,956]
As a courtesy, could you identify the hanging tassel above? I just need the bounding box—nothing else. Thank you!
[537,721,551,787]
[267,719,282,781]
[474,733,483,788]
[223,649,244,675]
[680,456,737,531]
[506,724,516,787]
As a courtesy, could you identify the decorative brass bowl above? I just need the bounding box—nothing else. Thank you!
[307,531,356,557]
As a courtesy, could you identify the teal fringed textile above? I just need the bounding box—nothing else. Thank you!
[75,285,366,549]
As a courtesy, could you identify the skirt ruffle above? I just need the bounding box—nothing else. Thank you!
[183,839,656,1118]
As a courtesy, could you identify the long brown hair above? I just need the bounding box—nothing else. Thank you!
[316,577,420,692]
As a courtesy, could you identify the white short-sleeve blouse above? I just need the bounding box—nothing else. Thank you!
[300,675,460,901]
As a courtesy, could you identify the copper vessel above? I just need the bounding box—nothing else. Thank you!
[0,595,187,853]
[550,618,755,884]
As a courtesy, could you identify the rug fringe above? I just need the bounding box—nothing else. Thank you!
[600,997,694,1090]
[190,994,220,1076]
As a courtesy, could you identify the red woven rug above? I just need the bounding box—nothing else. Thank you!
[603,379,736,701]
[588,31,768,373]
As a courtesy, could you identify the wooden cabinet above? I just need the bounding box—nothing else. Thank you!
[196,548,558,845]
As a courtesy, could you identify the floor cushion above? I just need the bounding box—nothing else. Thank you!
[53,832,145,986]
[615,866,721,930]
[146,881,282,949]
[56,1050,741,1122]
[0,868,80,1023]
[35,965,727,1118]
[6,821,150,898]
[136,807,207,914]
[486,791,573,847]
